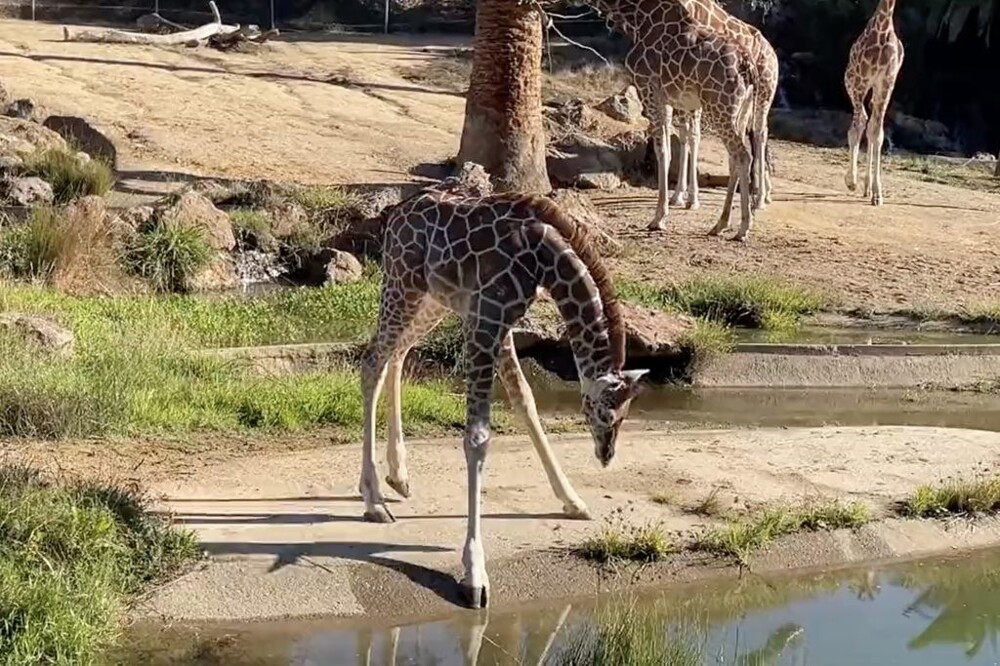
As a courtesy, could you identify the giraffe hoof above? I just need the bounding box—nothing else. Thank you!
[363,505,395,523]
[646,222,666,232]
[562,501,593,520]
[870,196,883,207]
[460,584,489,609]
[686,201,700,211]
[385,475,411,499]
[707,227,725,237]
[728,233,748,243]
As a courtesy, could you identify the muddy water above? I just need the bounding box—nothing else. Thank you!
[519,363,1000,432]
[116,549,1000,665]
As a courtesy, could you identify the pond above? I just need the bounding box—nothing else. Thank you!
[117,548,1000,665]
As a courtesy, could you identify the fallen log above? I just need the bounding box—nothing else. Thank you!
[208,27,280,51]
[63,1,239,45]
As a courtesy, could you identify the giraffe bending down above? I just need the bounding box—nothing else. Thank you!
[359,183,647,609]
[584,0,758,241]
[669,1,779,214]
[844,0,903,206]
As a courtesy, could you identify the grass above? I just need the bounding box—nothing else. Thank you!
[546,603,702,666]
[958,302,1000,330]
[689,488,722,517]
[575,510,674,564]
[650,491,674,506]
[900,475,1000,518]
[891,154,1000,195]
[0,466,198,665]
[122,224,213,293]
[22,147,115,204]
[619,276,826,334]
[695,500,871,566]
[0,282,474,438]
[0,207,70,281]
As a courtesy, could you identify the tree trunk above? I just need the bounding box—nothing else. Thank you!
[457,0,550,194]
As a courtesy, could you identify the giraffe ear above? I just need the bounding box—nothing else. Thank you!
[622,369,649,397]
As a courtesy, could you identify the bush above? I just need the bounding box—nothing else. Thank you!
[123,224,213,293]
[0,466,197,664]
[22,148,114,204]
[0,207,69,280]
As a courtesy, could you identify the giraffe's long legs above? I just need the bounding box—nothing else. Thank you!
[687,110,702,210]
[670,114,690,208]
[497,332,590,520]
[384,302,449,499]
[711,126,754,241]
[359,287,432,523]
[752,105,770,211]
[845,87,869,193]
[867,79,895,207]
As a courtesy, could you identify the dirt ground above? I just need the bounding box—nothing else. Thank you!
[2,21,998,314]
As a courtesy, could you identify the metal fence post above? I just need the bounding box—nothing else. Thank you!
[31,0,35,21]
[384,0,389,33]
[270,0,275,30]
[154,0,159,14]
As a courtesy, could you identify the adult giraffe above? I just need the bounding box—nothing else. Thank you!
[844,0,904,205]
[581,0,759,240]
[358,174,647,609]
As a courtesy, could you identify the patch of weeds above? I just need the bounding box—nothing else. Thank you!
[291,185,352,215]
[0,207,69,280]
[546,601,702,666]
[123,224,213,293]
[891,155,1000,195]
[229,208,272,237]
[689,488,723,517]
[665,276,826,331]
[695,500,871,566]
[958,302,1000,330]
[650,492,674,506]
[900,475,1000,518]
[23,147,115,203]
[0,466,198,664]
[575,509,674,564]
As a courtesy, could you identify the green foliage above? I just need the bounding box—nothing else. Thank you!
[575,509,674,564]
[0,207,70,280]
[123,224,213,293]
[0,283,472,438]
[0,466,197,665]
[291,185,352,214]
[546,603,702,666]
[902,476,1000,517]
[696,500,871,567]
[22,148,114,204]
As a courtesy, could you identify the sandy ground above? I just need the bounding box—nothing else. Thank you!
[117,425,1000,621]
[1,21,998,312]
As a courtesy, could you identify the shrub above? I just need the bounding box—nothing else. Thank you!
[124,224,213,293]
[23,148,114,204]
[0,207,69,280]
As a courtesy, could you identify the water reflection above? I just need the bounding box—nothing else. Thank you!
[117,550,1000,665]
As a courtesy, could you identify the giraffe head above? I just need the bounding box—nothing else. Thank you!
[582,369,648,467]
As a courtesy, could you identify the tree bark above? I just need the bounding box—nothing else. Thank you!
[457,0,550,194]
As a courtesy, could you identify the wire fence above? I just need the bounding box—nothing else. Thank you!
[4,0,608,35]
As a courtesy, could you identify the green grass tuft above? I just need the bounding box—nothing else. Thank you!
[291,185,352,213]
[901,476,1000,518]
[546,602,702,666]
[576,511,674,564]
[0,207,71,280]
[123,224,213,293]
[0,466,197,664]
[23,147,115,204]
[695,500,871,567]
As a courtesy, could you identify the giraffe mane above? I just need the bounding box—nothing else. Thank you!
[527,195,627,371]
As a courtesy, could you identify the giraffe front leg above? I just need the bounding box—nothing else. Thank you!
[708,154,737,236]
[498,334,590,520]
[384,355,411,499]
[359,344,394,523]
[844,96,868,193]
[669,115,689,208]
[460,410,491,609]
[647,105,673,231]
[868,83,893,207]
[687,110,702,210]
[731,137,755,242]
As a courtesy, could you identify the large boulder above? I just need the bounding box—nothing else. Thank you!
[596,85,643,124]
[547,131,623,190]
[42,116,117,167]
[2,176,53,207]
[5,99,44,123]
[890,112,961,155]
[160,191,236,252]
[618,302,694,357]
[0,117,67,162]
[0,313,74,358]
[187,254,240,292]
[325,249,364,284]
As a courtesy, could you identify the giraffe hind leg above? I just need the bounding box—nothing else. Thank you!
[844,86,870,193]
[497,332,590,520]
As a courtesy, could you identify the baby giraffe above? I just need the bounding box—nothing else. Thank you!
[359,178,647,609]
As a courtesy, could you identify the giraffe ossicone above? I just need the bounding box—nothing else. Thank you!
[358,181,647,608]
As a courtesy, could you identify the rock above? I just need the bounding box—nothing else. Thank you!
[42,116,117,167]
[547,131,624,190]
[618,302,694,356]
[325,249,364,284]
[433,161,494,196]
[160,191,235,251]
[2,176,54,207]
[0,117,67,162]
[75,151,91,166]
[187,254,240,292]
[769,108,851,148]
[890,112,960,155]
[0,155,21,175]
[270,202,308,239]
[0,81,9,109]
[5,98,43,123]
[66,194,107,223]
[608,130,649,176]
[543,98,599,140]
[596,85,643,124]
[0,313,74,357]
[113,204,155,232]
[349,184,414,219]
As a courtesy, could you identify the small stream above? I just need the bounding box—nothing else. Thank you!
[116,549,1000,665]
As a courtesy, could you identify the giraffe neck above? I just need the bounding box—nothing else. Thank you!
[874,0,896,23]
[537,244,620,384]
